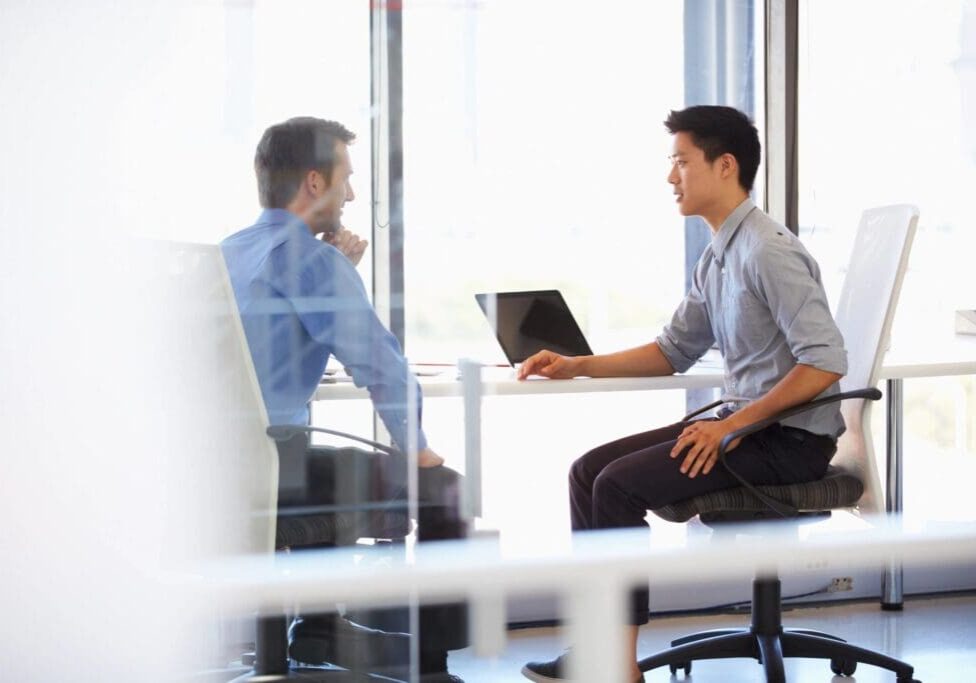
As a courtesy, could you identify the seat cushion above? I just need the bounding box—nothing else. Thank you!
[651,466,864,523]
[276,509,412,549]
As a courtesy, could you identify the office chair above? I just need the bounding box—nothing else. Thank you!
[245,430,415,683]
[170,242,413,682]
[638,205,921,683]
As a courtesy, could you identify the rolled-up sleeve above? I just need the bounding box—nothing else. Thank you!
[656,259,716,373]
[750,240,847,375]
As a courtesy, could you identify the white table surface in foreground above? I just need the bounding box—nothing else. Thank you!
[194,520,976,617]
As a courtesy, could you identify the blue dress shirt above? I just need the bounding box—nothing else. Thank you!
[657,199,848,438]
[221,209,427,453]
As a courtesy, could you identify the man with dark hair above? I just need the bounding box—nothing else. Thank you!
[222,116,466,682]
[520,105,847,683]
[662,105,762,192]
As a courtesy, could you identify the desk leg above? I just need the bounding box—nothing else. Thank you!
[881,378,904,610]
[460,359,483,520]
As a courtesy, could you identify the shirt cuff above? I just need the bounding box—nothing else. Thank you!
[795,345,848,376]
[656,333,696,373]
[414,428,429,453]
[384,416,428,455]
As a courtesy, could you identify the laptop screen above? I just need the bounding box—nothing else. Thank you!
[475,290,593,366]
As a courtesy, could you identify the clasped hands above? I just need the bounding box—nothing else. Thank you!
[670,419,744,478]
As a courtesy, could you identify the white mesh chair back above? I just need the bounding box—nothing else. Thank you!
[830,205,918,514]
[159,242,278,557]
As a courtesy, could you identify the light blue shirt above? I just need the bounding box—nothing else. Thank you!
[657,199,848,438]
[221,209,428,453]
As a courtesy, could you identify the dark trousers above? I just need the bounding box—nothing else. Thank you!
[568,420,836,624]
[276,434,469,653]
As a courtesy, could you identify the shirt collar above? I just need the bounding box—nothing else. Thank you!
[255,208,313,236]
[710,197,757,263]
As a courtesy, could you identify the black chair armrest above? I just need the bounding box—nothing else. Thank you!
[704,387,882,518]
[266,424,401,456]
[716,387,881,458]
[682,399,727,421]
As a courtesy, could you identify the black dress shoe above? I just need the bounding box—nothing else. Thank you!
[289,614,409,670]
[418,673,465,683]
[522,651,643,682]
[522,652,568,682]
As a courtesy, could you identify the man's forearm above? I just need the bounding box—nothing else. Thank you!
[578,342,676,378]
[724,363,843,432]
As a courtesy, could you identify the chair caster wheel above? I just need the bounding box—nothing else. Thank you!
[830,657,856,676]
[668,661,692,675]
[895,678,920,683]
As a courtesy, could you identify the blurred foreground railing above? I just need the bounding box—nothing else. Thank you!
[185,520,976,682]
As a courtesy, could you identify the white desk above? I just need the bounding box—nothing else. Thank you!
[313,337,975,400]
[314,336,976,608]
[314,363,724,401]
[879,336,976,381]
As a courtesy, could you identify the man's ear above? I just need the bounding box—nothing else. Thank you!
[720,153,738,181]
[306,169,330,196]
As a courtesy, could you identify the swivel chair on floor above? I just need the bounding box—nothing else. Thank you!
[639,205,921,683]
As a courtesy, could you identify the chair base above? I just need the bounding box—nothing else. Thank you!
[233,613,410,683]
[229,666,401,682]
[638,628,920,682]
[637,577,920,683]
[229,615,375,682]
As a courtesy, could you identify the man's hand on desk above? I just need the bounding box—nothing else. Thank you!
[418,447,445,468]
[517,349,584,380]
[323,226,368,266]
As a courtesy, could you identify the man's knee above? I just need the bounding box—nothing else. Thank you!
[590,466,651,527]
[568,449,600,491]
[592,462,668,512]
[418,465,462,506]
[592,467,629,505]
[416,466,468,542]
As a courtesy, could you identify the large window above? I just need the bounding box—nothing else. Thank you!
[397,1,763,588]
[24,2,374,249]
[798,0,976,528]
[403,1,693,365]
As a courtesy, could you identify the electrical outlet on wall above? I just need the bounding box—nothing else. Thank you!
[828,577,854,592]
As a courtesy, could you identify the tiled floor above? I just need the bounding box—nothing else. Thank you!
[450,593,976,682]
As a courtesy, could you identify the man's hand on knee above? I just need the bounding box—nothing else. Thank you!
[669,420,742,478]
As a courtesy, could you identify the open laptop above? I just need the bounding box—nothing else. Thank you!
[475,289,593,367]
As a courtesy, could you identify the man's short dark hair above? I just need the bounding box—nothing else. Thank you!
[254,117,356,208]
[664,106,761,192]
